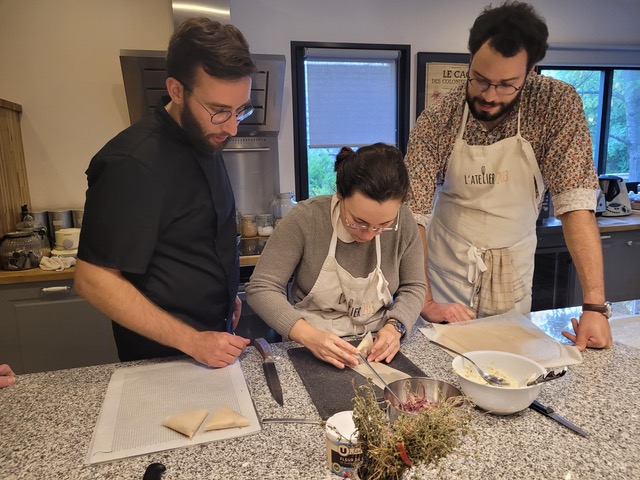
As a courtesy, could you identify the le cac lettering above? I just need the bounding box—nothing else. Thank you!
[442,69,468,79]
[338,293,377,317]
[463,166,510,185]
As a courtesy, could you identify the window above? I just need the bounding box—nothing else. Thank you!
[539,66,640,182]
[291,42,410,200]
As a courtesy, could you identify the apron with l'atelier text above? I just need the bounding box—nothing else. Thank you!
[427,104,544,315]
[294,197,393,336]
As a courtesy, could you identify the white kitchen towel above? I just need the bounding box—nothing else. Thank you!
[420,310,583,369]
[39,255,76,271]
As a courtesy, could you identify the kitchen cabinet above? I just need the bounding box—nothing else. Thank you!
[0,279,118,374]
[533,227,640,310]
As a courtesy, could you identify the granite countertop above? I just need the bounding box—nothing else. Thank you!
[1,306,639,480]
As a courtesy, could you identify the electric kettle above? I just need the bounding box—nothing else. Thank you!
[598,175,632,217]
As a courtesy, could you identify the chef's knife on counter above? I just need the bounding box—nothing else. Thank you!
[254,338,284,406]
[529,400,588,437]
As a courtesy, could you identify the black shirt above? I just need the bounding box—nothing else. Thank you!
[78,104,239,361]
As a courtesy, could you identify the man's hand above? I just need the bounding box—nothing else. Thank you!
[562,311,613,351]
[421,299,476,323]
[188,331,251,368]
[0,364,16,388]
[289,320,359,369]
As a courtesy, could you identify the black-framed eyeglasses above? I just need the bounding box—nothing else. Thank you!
[342,202,399,234]
[183,84,254,124]
[467,77,522,96]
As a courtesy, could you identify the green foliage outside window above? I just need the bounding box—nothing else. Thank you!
[308,148,338,197]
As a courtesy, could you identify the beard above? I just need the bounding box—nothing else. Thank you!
[180,102,229,154]
[465,88,522,123]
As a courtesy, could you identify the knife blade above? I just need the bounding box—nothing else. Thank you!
[254,338,284,406]
[529,400,588,437]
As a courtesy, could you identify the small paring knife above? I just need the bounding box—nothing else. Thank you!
[529,400,588,437]
[254,338,284,406]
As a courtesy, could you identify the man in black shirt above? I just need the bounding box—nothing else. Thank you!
[75,18,255,367]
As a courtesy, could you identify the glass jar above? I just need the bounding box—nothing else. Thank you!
[241,214,258,238]
[256,213,274,237]
[270,192,297,226]
[0,231,43,270]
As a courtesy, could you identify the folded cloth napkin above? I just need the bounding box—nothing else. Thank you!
[39,256,77,271]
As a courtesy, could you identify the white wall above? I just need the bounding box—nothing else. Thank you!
[1,0,639,210]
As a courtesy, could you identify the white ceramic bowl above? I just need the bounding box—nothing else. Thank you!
[452,350,547,415]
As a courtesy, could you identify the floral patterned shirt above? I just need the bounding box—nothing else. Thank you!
[406,72,599,228]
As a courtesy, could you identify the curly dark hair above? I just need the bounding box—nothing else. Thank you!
[334,143,410,202]
[167,17,256,87]
[468,1,549,70]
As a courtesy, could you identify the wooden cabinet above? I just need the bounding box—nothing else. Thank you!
[0,279,119,374]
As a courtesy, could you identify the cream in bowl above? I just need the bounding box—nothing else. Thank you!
[452,351,547,415]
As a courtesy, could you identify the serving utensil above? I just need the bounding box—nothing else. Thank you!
[428,339,509,386]
[526,367,568,386]
[356,352,403,405]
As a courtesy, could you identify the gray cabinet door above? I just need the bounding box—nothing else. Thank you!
[601,230,640,302]
[0,281,119,374]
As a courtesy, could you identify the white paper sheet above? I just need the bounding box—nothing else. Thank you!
[86,359,260,464]
[420,310,583,368]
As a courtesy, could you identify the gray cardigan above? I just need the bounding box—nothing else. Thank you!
[245,195,426,338]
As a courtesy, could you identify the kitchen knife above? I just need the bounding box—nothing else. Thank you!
[529,400,588,437]
[254,338,284,406]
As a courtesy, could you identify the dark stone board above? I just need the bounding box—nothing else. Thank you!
[287,342,426,420]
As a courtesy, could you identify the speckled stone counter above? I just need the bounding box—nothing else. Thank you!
[1,306,639,480]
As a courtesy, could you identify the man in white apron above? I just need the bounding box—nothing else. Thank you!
[405,1,612,350]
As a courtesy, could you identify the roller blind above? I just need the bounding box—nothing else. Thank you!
[304,48,398,148]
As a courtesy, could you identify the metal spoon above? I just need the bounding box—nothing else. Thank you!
[356,352,404,405]
[428,339,509,387]
[525,367,568,386]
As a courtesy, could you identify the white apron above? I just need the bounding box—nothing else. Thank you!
[294,198,393,336]
[427,104,544,316]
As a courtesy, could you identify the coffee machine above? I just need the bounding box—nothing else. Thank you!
[598,175,632,217]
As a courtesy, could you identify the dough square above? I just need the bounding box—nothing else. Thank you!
[204,406,250,431]
[161,408,208,438]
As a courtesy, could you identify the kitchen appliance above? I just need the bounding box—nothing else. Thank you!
[47,209,73,245]
[598,175,632,217]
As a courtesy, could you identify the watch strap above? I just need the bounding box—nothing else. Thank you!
[582,302,612,318]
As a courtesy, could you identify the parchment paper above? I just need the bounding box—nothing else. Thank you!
[420,310,583,368]
[86,359,260,464]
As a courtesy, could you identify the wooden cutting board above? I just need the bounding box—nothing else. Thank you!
[288,342,426,420]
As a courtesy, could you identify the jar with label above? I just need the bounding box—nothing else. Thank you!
[256,213,274,237]
[270,192,297,226]
[241,214,258,238]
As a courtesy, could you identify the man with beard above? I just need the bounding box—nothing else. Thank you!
[405,1,612,351]
[75,18,255,365]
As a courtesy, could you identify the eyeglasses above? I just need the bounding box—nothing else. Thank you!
[342,203,399,234]
[467,77,522,96]
[183,84,254,124]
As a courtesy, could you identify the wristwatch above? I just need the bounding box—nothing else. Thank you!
[386,319,407,338]
[582,302,613,319]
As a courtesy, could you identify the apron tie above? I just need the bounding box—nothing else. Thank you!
[467,246,487,283]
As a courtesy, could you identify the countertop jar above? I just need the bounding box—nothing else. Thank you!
[0,231,43,270]
[241,214,258,238]
[256,213,274,237]
[270,192,297,226]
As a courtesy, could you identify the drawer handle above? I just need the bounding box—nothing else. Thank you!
[40,286,72,297]
[600,235,611,240]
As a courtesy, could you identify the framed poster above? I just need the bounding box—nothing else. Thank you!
[416,52,469,118]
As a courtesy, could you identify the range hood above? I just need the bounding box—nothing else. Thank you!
[171,0,230,27]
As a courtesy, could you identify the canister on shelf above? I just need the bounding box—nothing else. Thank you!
[256,213,274,237]
[241,214,258,238]
[270,192,297,226]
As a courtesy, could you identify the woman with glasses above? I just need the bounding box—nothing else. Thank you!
[246,143,426,369]
[404,1,611,351]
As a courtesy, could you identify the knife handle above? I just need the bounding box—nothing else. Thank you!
[254,338,273,360]
[530,400,554,415]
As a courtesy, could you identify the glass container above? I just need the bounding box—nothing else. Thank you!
[241,214,258,238]
[0,231,43,270]
[270,192,297,226]
[256,213,274,237]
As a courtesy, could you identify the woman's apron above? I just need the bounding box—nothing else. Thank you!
[294,197,393,336]
[427,103,544,316]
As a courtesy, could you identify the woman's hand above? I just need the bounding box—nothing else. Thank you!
[289,320,359,369]
[421,299,476,323]
[0,364,16,388]
[367,323,401,363]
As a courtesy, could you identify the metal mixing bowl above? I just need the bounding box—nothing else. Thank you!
[384,377,463,422]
